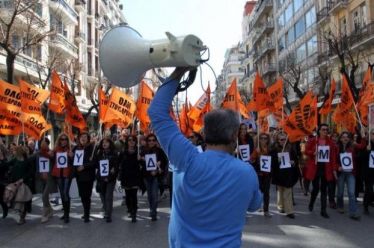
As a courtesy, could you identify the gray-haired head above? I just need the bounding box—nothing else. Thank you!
[203,109,240,145]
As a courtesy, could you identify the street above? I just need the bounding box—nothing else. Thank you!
[0,184,373,248]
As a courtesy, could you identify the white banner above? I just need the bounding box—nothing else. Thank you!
[278,152,291,169]
[39,157,50,173]
[317,146,330,163]
[260,155,271,172]
[145,153,157,171]
[340,153,353,171]
[73,150,84,167]
[99,159,109,177]
[238,145,250,162]
[56,152,68,169]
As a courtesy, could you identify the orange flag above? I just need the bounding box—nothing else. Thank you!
[99,87,109,123]
[64,82,87,130]
[282,91,317,142]
[221,79,249,118]
[258,109,269,133]
[253,72,270,112]
[358,67,373,126]
[48,71,66,114]
[332,105,357,133]
[340,74,355,112]
[319,78,336,115]
[103,87,136,127]
[267,78,283,112]
[0,79,22,115]
[188,84,211,121]
[0,109,22,136]
[136,81,154,131]
[246,99,256,112]
[192,101,212,132]
[179,103,194,135]
[19,80,50,115]
[21,113,52,140]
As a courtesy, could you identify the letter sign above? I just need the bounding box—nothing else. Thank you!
[100,159,109,177]
[145,154,157,171]
[56,152,68,168]
[39,157,50,173]
[278,152,291,169]
[340,153,353,171]
[239,145,250,162]
[370,151,374,169]
[73,150,84,167]
[317,146,330,163]
[260,155,271,172]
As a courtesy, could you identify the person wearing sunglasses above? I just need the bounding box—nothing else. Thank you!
[304,124,337,218]
[148,68,262,247]
[51,133,74,223]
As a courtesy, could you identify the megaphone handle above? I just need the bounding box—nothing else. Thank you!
[176,68,197,93]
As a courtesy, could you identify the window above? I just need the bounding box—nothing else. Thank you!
[285,3,293,23]
[305,7,316,28]
[307,35,317,56]
[278,12,285,28]
[352,4,367,32]
[294,0,302,14]
[295,17,305,39]
[339,17,347,36]
[296,43,306,63]
[11,35,19,49]
[278,35,285,51]
[287,26,295,46]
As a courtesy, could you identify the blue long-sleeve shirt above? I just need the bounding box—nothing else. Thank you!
[148,78,262,248]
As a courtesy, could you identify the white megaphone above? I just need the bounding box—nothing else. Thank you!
[99,24,207,88]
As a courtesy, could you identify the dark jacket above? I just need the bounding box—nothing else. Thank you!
[119,150,142,188]
[271,143,299,188]
[73,143,96,182]
[363,141,374,183]
[94,149,119,183]
[0,159,9,186]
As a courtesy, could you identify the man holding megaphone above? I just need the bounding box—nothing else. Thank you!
[148,67,262,247]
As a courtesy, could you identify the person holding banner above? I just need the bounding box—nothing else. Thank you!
[51,133,74,223]
[94,137,119,223]
[238,123,254,162]
[363,130,374,215]
[336,132,365,220]
[304,124,337,218]
[140,134,165,221]
[119,135,142,223]
[73,132,96,223]
[148,68,262,247]
[250,133,272,217]
[271,133,299,219]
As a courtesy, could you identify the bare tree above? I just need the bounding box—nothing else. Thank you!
[0,0,54,84]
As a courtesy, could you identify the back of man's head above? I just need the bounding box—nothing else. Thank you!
[203,109,240,145]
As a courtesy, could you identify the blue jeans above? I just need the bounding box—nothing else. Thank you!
[145,177,159,218]
[337,172,357,215]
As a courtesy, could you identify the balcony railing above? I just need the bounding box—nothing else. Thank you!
[51,0,78,19]
[329,0,348,14]
[252,0,273,27]
[263,63,276,75]
[347,22,374,47]
[15,54,39,72]
[51,33,78,54]
[317,6,330,23]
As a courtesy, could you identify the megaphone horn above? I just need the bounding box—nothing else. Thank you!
[99,25,207,88]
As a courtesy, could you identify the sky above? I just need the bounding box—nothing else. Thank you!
[121,0,247,104]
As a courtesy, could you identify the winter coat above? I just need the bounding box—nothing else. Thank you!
[119,150,142,188]
[94,149,119,183]
[271,143,299,188]
[73,143,96,182]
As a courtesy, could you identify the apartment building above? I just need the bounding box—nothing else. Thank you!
[316,0,374,85]
[0,0,126,114]
[275,0,318,101]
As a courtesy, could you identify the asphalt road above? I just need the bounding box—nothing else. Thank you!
[1,183,373,248]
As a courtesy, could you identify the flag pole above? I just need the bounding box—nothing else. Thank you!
[353,102,364,131]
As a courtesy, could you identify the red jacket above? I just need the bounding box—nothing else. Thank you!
[304,137,337,181]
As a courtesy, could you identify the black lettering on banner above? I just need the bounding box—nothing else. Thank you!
[101,163,108,174]
[58,155,67,166]
[147,157,156,168]
[342,156,352,167]
[261,158,269,170]
[319,149,329,160]
[40,159,48,170]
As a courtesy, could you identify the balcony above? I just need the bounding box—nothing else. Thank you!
[14,54,39,73]
[254,41,275,62]
[252,0,273,28]
[74,29,85,43]
[347,22,374,48]
[263,63,276,75]
[50,33,78,58]
[74,0,86,12]
[329,0,348,14]
[317,6,330,24]
[50,0,78,25]
[252,21,274,46]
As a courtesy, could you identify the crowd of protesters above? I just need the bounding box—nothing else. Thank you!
[0,122,374,225]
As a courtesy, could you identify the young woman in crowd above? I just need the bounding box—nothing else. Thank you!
[304,124,337,218]
[363,130,374,215]
[74,132,96,223]
[238,123,254,161]
[119,135,142,223]
[250,132,272,217]
[0,146,9,218]
[7,146,32,224]
[51,133,74,223]
[141,134,165,221]
[271,133,299,219]
[94,137,119,223]
[336,131,365,220]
